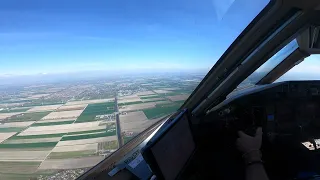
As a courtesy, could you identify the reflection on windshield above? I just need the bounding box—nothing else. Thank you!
[0,0,269,179]
[237,39,298,89]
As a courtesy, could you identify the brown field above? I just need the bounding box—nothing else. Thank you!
[52,143,98,152]
[0,133,16,143]
[166,94,190,101]
[18,121,105,136]
[38,156,104,169]
[118,102,156,112]
[0,121,35,128]
[4,137,62,144]
[56,136,117,146]
[135,91,155,95]
[65,99,113,106]
[56,104,88,111]
[120,111,156,133]
[27,105,62,112]
[118,97,142,103]
[0,151,50,161]
[41,110,84,120]
[142,98,165,102]
[37,118,76,123]
[118,95,141,101]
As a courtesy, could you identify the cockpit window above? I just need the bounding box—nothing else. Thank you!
[0,0,270,179]
[237,39,299,88]
[277,55,320,82]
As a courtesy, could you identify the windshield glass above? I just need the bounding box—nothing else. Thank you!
[0,0,269,179]
[237,39,299,89]
[277,55,320,81]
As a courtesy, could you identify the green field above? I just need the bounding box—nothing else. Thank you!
[118,101,143,106]
[0,127,25,133]
[32,120,75,127]
[0,142,57,148]
[61,131,116,141]
[7,111,51,122]
[47,150,96,159]
[75,102,115,123]
[143,103,181,119]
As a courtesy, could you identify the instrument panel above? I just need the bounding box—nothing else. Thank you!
[209,81,320,138]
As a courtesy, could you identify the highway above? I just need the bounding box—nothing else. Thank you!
[114,96,123,148]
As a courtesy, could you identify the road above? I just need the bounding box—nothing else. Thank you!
[114,96,123,148]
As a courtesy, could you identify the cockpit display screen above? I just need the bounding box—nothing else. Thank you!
[143,110,195,180]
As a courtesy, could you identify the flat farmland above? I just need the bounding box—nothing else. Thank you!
[27,105,62,112]
[118,102,156,112]
[18,121,105,136]
[0,127,25,133]
[0,161,41,174]
[3,137,62,144]
[32,120,75,127]
[143,103,181,119]
[56,104,88,111]
[65,99,114,106]
[38,156,104,170]
[0,133,16,143]
[120,111,159,133]
[0,113,22,120]
[0,121,35,128]
[0,150,50,161]
[47,150,97,159]
[141,97,165,102]
[75,102,115,123]
[166,94,190,101]
[118,101,143,106]
[7,112,51,122]
[61,131,116,141]
[41,110,84,120]
[118,95,142,104]
[0,107,30,113]
[135,91,155,95]
[0,142,58,149]
[57,136,117,146]
[37,118,76,123]
[52,143,98,152]
[139,95,161,99]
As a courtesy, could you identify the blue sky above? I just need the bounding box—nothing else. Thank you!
[0,0,269,76]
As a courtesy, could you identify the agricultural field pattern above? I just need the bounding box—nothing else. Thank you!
[0,73,203,180]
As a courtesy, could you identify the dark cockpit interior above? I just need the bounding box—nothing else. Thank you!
[77,0,320,179]
[190,81,320,180]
